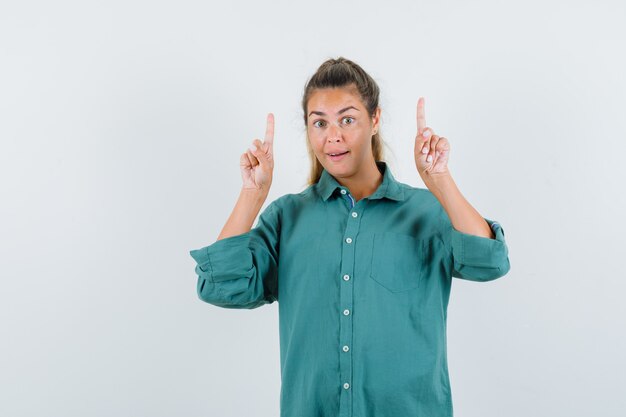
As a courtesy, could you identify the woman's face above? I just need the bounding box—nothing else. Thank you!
[306,85,380,179]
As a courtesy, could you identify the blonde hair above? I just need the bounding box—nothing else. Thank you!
[301,57,388,186]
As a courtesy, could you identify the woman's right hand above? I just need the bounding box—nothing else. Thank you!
[240,113,275,193]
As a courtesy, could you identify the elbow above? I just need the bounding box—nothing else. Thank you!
[196,272,270,309]
[453,257,511,282]
[482,257,511,281]
[480,264,510,282]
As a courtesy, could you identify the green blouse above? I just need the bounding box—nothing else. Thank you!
[189,160,511,417]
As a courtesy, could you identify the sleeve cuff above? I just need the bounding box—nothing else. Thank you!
[450,217,509,269]
[189,233,254,283]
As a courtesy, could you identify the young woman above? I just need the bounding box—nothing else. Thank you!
[190,57,510,417]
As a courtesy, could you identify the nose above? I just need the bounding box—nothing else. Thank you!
[327,124,342,143]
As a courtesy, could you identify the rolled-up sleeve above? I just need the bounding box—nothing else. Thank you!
[440,210,511,282]
[189,200,280,309]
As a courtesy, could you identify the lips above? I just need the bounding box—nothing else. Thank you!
[327,151,349,156]
[327,150,349,162]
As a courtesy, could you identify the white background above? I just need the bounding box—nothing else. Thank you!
[1,0,625,416]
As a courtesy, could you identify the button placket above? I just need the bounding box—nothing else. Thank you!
[338,189,362,417]
[339,187,355,210]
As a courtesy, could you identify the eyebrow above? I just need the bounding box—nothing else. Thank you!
[308,106,360,118]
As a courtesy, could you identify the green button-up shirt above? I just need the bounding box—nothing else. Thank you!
[189,160,510,417]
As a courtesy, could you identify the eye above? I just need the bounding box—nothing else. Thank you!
[343,117,354,124]
[313,120,326,128]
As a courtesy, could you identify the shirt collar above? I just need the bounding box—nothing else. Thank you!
[316,160,405,202]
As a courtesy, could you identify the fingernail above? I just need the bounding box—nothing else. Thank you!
[422,147,428,154]
[249,144,257,152]
[424,130,431,138]
[427,155,432,162]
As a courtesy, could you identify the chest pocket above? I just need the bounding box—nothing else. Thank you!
[369,232,425,293]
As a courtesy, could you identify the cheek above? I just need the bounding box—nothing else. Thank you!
[309,132,323,148]
[353,137,367,152]
[308,137,323,154]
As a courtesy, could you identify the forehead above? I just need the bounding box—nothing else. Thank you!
[308,86,363,109]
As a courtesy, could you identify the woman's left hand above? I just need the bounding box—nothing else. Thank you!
[414,97,451,180]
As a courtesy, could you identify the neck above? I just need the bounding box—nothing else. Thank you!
[337,160,383,202]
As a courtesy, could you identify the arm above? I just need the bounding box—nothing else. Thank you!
[412,97,509,281]
[189,195,281,309]
[191,112,279,308]
[427,172,510,282]
[217,188,269,241]
[425,172,494,239]
[431,175,511,281]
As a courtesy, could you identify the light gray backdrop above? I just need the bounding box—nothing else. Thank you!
[1,0,625,416]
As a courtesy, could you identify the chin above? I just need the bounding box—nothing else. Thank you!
[318,154,356,176]
[326,164,354,177]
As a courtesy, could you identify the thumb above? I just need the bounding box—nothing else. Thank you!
[250,141,268,165]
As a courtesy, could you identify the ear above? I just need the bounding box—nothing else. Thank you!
[372,107,381,133]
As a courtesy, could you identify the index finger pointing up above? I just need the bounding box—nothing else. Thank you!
[264,113,275,147]
[416,97,426,135]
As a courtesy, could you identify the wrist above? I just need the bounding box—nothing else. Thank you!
[424,171,454,196]
[240,187,269,202]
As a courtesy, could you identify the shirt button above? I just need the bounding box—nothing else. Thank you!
[343,382,350,389]
[343,274,350,281]
[340,189,347,195]
[343,309,350,315]
[343,345,349,352]
[345,237,352,244]
[351,212,358,218]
